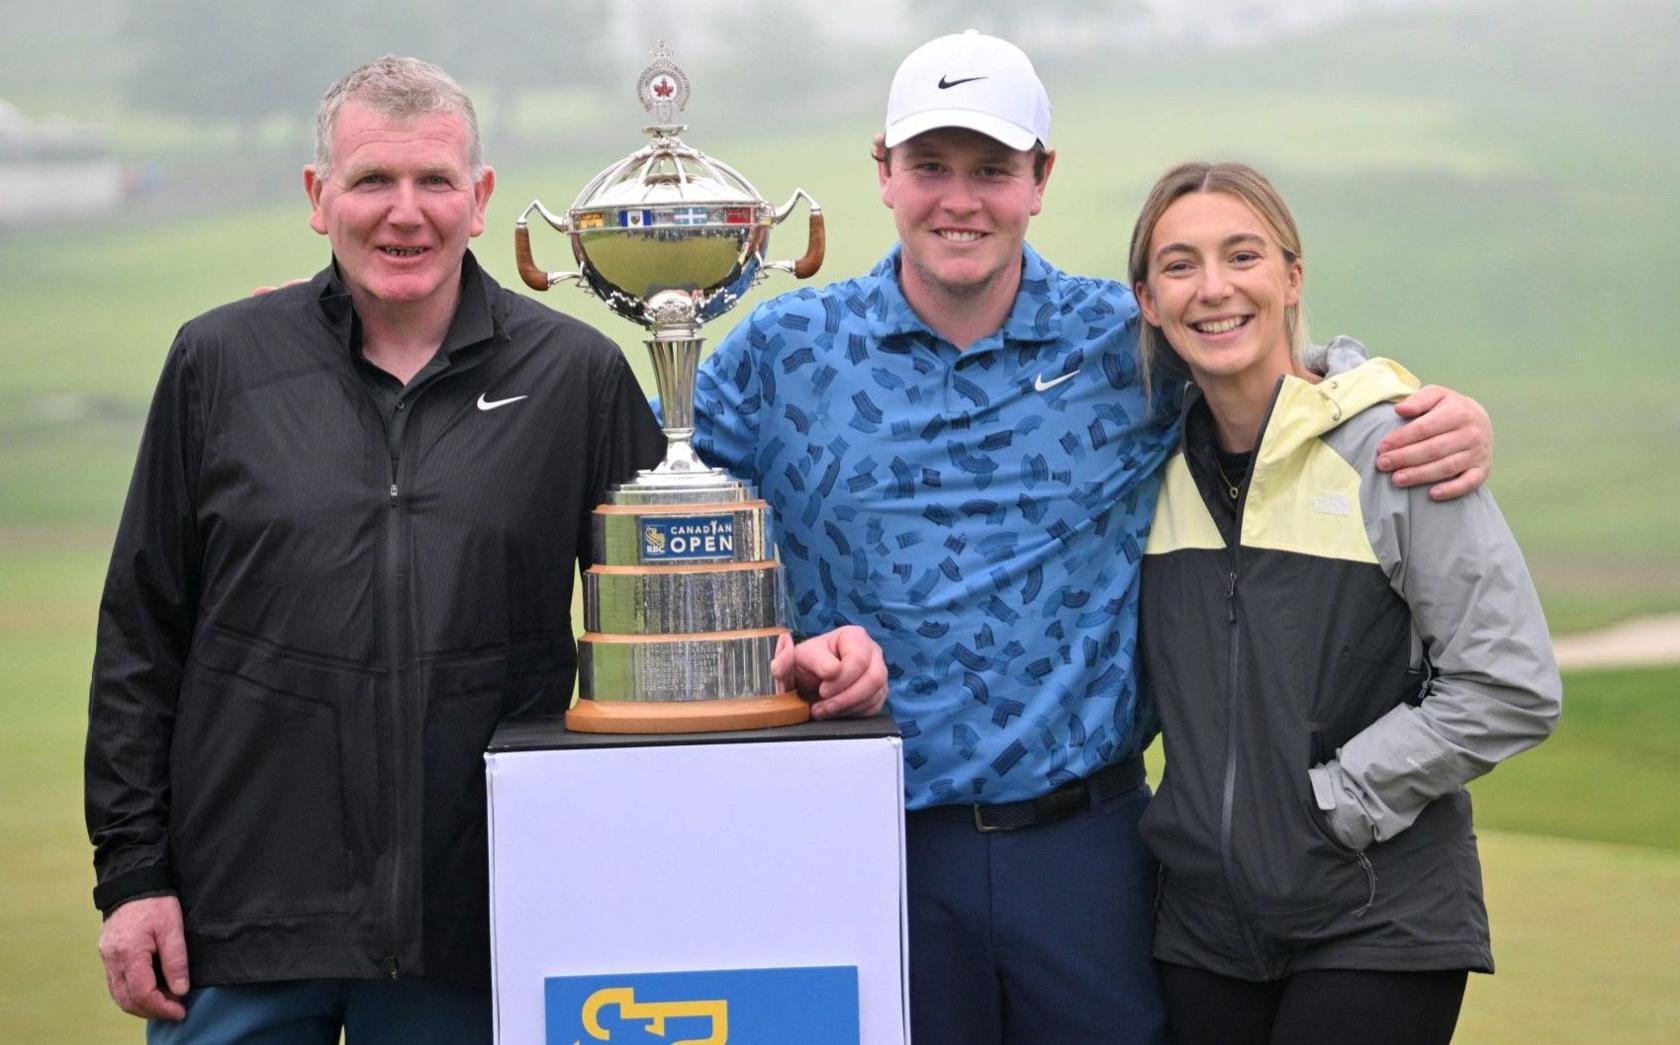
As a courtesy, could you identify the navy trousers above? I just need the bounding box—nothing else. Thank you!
[905,776,1166,1045]
[146,977,491,1045]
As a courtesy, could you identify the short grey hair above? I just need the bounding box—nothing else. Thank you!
[314,55,483,179]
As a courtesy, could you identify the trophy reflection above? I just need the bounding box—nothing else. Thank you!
[515,42,825,733]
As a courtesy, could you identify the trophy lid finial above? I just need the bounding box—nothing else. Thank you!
[637,40,691,127]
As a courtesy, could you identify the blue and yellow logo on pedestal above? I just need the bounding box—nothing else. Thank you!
[546,966,859,1045]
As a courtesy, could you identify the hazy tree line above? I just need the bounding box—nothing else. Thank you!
[2,0,1464,140]
[124,0,614,148]
[3,0,1195,132]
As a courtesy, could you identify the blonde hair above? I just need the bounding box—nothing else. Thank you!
[1127,162,1309,398]
[314,56,482,179]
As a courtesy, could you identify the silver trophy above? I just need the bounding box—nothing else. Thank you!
[515,42,825,734]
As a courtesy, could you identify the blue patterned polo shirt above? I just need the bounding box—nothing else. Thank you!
[692,244,1183,808]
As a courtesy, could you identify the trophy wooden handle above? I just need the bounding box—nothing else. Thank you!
[514,224,552,291]
[793,212,826,279]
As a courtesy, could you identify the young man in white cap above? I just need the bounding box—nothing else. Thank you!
[689,30,1492,1045]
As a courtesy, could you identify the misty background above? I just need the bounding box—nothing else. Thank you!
[6,0,1676,626]
[2,1,1479,215]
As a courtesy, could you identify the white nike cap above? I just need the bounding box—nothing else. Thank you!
[883,30,1052,151]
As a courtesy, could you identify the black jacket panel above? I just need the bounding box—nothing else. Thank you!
[87,254,666,985]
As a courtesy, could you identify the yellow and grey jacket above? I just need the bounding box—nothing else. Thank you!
[1138,350,1561,978]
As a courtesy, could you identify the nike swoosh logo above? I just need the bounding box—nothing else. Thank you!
[476,393,529,411]
[938,75,987,89]
[1033,369,1080,393]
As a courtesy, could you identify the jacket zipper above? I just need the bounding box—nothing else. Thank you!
[377,373,467,976]
[1210,379,1286,971]
[355,332,493,979]
[1218,520,1266,970]
[1355,851,1378,916]
[381,384,418,978]
[384,454,404,976]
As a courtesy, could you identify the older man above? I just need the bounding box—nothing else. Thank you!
[690,31,1493,1045]
[86,55,885,1044]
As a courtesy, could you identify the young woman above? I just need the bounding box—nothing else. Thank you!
[1129,162,1561,1045]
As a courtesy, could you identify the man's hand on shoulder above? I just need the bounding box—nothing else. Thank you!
[772,626,889,720]
[99,894,189,1021]
[251,278,310,296]
[1377,384,1492,500]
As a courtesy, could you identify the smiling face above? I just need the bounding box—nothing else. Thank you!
[1134,190,1303,389]
[878,127,1052,310]
[304,101,494,321]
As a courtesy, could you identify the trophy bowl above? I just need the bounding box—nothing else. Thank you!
[515,48,822,338]
[515,42,826,734]
[568,146,769,311]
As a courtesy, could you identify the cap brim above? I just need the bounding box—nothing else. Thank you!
[883,108,1039,151]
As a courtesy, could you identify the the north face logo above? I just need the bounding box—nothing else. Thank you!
[1311,492,1351,516]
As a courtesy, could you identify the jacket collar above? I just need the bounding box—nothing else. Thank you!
[312,249,501,361]
[1177,354,1421,464]
[1260,356,1419,465]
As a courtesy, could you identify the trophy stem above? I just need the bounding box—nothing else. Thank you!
[647,333,713,475]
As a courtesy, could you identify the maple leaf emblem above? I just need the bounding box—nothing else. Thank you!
[653,78,675,98]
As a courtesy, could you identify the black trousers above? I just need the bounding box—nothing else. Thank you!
[1160,962,1468,1045]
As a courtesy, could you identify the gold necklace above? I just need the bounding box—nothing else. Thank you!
[1215,457,1243,501]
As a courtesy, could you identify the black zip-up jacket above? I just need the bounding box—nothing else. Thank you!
[85,253,665,986]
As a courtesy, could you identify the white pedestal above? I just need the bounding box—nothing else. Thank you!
[486,717,908,1044]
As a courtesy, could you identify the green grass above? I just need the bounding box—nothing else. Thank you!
[0,547,130,1043]
[1463,831,1680,1045]
[1470,667,1680,851]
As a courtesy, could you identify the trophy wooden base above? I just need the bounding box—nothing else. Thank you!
[565,692,810,734]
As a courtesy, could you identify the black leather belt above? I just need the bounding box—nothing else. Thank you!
[909,756,1146,833]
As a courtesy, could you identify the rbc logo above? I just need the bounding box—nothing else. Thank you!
[546,966,858,1045]
[642,526,667,554]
